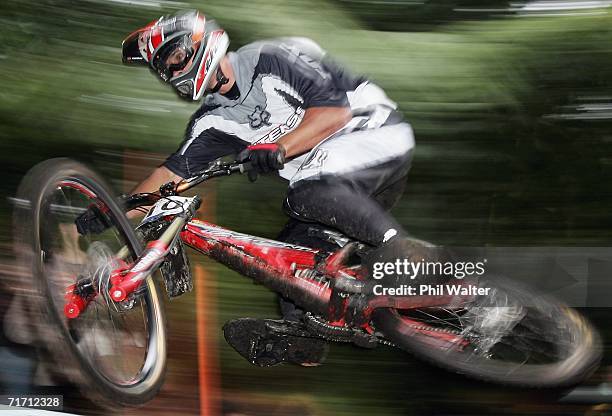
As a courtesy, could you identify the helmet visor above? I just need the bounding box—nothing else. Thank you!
[122,30,148,65]
[151,35,195,82]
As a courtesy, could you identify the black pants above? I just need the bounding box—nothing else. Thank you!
[277,152,412,320]
[285,151,412,246]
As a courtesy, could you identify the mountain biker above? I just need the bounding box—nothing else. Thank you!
[88,9,415,366]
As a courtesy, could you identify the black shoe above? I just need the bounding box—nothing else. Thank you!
[363,237,448,286]
[278,296,305,322]
[222,318,329,367]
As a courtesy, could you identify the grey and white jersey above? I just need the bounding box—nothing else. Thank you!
[164,37,405,180]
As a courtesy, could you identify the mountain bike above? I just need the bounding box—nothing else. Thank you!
[12,158,602,406]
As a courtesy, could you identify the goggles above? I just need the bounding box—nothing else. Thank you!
[151,35,195,82]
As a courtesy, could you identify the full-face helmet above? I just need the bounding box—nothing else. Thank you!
[122,10,229,100]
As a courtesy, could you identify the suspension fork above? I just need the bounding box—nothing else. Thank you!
[64,216,185,318]
[108,216,185,301]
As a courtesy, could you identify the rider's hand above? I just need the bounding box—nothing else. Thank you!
[238,143,286,175]
[75,204,112,235]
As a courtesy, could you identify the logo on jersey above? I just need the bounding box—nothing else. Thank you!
[255,107,304,144]
[301,148,328,170]
[248,105,272,129]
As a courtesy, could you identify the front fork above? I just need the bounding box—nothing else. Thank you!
[63,216,186,319]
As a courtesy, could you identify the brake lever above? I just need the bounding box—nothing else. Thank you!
[160,182,177,197]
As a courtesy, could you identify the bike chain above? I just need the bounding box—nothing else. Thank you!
[304,312,394,348]
[304,312,354,343]
[401,320,462,336]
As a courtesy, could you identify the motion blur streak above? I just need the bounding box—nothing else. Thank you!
[195,264,220,416]
[194,183,221,416]
[1,0,612,414]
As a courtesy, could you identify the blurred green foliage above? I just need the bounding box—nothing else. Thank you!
[3,0,612,246]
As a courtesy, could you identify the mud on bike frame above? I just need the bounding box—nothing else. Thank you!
[65,159,466,332]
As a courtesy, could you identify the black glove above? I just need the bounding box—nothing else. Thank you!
[238,143,286,176]
[75,204,113,235]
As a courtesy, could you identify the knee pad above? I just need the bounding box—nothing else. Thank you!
[284,182,325,222]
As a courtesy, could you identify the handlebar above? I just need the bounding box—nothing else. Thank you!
[172,160,250,195]
[122,160,249,213]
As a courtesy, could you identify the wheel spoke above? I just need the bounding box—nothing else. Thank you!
[401,297,570,366]
[36,179,158,387]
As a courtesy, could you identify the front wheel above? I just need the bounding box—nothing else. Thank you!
[14,158,167,406]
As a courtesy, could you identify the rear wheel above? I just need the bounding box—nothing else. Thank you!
[372,240,602,388]
[14,158,167,406]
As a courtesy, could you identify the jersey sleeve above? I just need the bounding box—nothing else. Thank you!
[254,43,350,109]
[164,109,248,178]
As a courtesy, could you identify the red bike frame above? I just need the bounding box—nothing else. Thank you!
[179,218,462,328]
[63,167,471,340]
[66,214,467,335]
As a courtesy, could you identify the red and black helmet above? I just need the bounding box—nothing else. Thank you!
[122,10,229,101]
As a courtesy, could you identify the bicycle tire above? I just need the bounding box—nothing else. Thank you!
[14,158,167,406]
[372,239,602,388]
